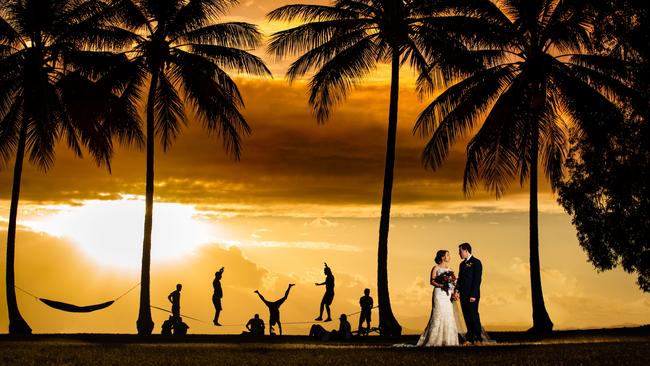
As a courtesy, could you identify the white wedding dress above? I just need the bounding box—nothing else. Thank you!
[416,267,459,347]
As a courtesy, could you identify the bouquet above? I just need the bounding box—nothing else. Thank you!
[434,271,457,295]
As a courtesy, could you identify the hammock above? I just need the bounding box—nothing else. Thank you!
[15,282,140,313]
[39,298,115,313]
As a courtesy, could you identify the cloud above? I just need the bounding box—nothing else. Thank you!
[236,240,362,252]
[0,78,560,218]
[304,218,340,228]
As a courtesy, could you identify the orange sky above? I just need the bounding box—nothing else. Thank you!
[0,0,648,334]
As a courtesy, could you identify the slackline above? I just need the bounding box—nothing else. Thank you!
[150,305,379,327]
[15,282,140,313]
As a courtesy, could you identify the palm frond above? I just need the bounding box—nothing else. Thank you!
[0,10,22,46]
[267,4,356,23]
[172,51,251,159]
[104,0,149,30]
[0,97,22,169]
[307,35,377,123]
[175,22,263,49]
[283,28,368,82]
[188,44,271,76]
[418,64,518,172]
[462,71,532,197]
[154,70,186,151]
[550,61,625,145]
[167,0,239,40]
[268,17,367,60]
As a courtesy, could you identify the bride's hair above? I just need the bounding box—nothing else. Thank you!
[434,250,448,264]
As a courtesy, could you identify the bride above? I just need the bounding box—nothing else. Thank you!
[416,250,460,347]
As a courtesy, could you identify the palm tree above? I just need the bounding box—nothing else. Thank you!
[414,0,630,334]
[0,0,142,335]
[104,0,271,335]
[267,0,477,336]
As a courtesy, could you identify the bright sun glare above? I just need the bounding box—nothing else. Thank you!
[25,196,215,269]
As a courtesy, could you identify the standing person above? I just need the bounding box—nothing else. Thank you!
[455,242,483,344]
[254,283,295,335]
[358,288,374,335]
[168,284,182,319]
[212,267,224,326]
[416,250,459,347]
[315,263,335,322]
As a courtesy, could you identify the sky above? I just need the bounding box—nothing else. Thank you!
[0,0,648,335]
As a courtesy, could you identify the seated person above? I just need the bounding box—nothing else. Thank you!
[309,314,352,341]
[330,314,352,341]
[173,317,189,336]
[161,315,174,335]
[309,324,330,341]
[243,314,265,336]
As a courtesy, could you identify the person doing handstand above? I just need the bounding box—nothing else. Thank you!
[254,283,295,335]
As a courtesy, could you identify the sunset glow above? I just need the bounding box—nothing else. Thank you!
[22,197,215,269]
[0,0,648,337]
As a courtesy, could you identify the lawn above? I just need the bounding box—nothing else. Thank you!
[0,328,648,366]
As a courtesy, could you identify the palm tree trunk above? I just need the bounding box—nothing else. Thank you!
[136,70,158,335]
[5,120,32,335]
[377,49,402,337]
[528,108,553,334]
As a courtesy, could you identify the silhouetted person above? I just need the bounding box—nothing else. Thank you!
[309,323,329,340]
[315,263,334,322]
[244,313,265,336]
[358,288,373,335]
[213,267,224,326]
[310,314,352,341]
[173,317,189,336]
[168,283,182,319]
[161,315,174,335]
[255,284,295,335]
[330,314,352,341]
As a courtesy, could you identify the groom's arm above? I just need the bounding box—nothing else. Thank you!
[469,260,482,300]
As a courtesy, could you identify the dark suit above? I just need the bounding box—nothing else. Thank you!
[457,256,483,342]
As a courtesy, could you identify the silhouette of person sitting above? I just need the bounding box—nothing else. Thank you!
[358,288,374,336]
[161,315,174,335]
[331,314,352,341]
[213,267,224,326]
[243,314,265,336]
[254,283,295,335]
[309,314,352,341]
[173,317,189,336]
[168,284,182,319]
[315,263,334,322]
[162,314,189,336]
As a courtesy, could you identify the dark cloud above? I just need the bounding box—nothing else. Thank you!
[0,78,554,211]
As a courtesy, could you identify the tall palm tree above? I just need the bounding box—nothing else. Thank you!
[267,0,477,336]
[104,0,271,335]
[414,0,631,334]
[0,0,142,335]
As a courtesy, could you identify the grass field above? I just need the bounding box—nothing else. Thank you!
[1,327,648,366]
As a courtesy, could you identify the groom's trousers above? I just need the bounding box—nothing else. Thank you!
[460,298,482,342]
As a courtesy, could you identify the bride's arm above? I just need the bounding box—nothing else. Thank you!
[430,267,442,288]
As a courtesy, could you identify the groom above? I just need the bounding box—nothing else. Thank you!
[455,242,483,344]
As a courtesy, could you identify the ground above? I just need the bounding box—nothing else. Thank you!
[0,327,648,366]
